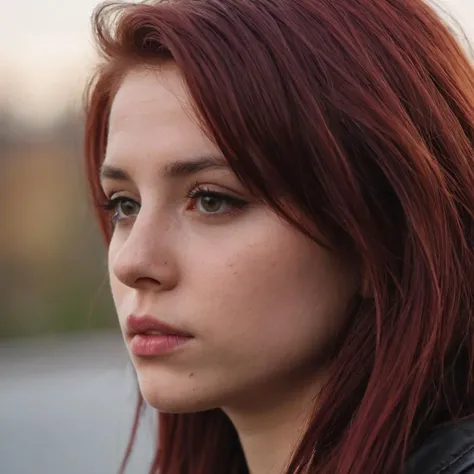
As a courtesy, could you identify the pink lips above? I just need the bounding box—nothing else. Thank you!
[126,314,193,357]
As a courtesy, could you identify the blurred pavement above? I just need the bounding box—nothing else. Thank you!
[0,332,154,474]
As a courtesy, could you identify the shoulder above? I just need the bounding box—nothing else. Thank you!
[405,418,474,474]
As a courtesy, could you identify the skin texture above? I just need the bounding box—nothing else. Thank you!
[102,65,359,474]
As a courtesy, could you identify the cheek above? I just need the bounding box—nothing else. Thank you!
[107,238,128,314]
[108,276,127,332]
[185,223,355,359]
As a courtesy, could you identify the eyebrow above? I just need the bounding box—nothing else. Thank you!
[99,155,230,183]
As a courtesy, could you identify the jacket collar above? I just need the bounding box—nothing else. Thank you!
[405,418,474,474]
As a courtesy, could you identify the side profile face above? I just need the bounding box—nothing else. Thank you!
[102,64,359,413]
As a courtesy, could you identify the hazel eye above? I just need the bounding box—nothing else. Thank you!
[196,194,232,214]
[116,199,140,218]
[102,197,140,223]
[187,187,248,216]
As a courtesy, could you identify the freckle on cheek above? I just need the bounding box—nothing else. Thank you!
[188,372,194,377]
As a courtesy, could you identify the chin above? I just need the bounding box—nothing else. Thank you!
[135,368,221,414]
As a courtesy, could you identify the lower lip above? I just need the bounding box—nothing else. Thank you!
[129,334,191,357]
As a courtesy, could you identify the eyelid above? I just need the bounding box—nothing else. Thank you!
[100,183,250,222]
[187,184,247,203]
[186,180,247,198]
[185,184,249,217]
[102,195,138,207]
[107,188,135,198]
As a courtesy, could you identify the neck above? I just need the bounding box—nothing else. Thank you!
[223,376,324,474]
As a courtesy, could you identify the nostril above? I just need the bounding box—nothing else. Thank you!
[135,276,162,288]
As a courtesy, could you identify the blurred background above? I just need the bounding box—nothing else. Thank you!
[0,0,473,473]
[0,1,155,473]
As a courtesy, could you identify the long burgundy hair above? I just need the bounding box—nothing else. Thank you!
[83,1,474,473]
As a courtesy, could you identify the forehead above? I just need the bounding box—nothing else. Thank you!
[107,65,215,160]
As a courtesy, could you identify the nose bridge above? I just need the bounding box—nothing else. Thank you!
[111,207,177,288]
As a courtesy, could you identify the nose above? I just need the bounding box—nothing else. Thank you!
[109,210,179,292]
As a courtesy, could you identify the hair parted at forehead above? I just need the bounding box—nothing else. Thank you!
[84,1,474,473]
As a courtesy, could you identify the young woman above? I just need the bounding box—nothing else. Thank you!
[83,0,474,473]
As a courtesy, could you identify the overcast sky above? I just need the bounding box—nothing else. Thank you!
[0,0,473,124]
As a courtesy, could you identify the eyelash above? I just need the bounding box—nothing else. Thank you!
[186,184,248,214]
[101,196,134,222]
[100,185,248,224]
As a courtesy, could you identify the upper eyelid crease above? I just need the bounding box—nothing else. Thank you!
[99,166,131,183]
[99,155,230,184]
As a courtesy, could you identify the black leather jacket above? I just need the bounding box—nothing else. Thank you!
[405,418,474,474]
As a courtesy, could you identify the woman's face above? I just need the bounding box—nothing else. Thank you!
[103,65,358,413]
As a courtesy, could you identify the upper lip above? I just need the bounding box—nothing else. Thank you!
[126,314,193,338]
